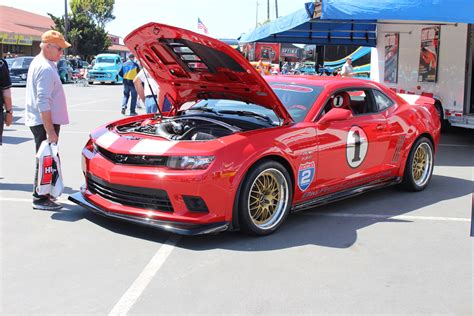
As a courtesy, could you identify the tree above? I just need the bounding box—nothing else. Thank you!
[70,0,115,28]
[48,0,115,60]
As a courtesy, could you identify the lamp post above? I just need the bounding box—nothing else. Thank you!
[64,0,68,55]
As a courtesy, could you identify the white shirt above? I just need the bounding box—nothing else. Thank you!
[24,54,69,126]
[341,62,354,77]
[137,69,159,97]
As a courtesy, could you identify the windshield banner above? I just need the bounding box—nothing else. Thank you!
[418,26,440,83]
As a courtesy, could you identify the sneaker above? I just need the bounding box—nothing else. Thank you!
[130,112,138,116]
[33,199,63,211]
[121,108,126,115]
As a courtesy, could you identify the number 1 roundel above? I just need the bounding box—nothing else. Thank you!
[346,126,368,168]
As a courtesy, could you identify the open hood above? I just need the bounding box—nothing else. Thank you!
[124,23,292,123]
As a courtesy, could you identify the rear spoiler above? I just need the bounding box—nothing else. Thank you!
[397,93,436,106]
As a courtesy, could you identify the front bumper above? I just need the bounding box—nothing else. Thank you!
[10,76,27,86]
[69,192,230,235]
[88,71,119,82]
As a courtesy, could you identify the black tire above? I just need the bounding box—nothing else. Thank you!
[88,81,94,85]
[435,102,450,132]
[237,160,293,236]
[401,136,434,191]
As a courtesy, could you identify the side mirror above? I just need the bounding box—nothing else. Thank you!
[318,108,352,126]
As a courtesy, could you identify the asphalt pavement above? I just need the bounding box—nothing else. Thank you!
[1,83,473,315]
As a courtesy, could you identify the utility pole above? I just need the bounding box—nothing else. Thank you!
[64,0,68,55]
[267,0,270,20]
[255,0,260,27]
[275,0,279,19]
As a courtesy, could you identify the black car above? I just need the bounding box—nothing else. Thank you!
[9,57,33,86]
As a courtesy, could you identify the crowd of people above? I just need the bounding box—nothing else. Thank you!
[257,57,356,77]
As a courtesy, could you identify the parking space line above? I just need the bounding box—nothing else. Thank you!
[438,144,473,148]
[304,212,470,222]
[0,197,469,222]
[109,235,181,316]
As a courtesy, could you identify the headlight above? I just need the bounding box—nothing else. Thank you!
[167,156,214,170]
[20,73,27,80]
[107,73,112,78]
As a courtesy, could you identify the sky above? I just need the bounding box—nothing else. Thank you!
[1,0,310,40]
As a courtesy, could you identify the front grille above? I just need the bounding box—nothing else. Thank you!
[97,145,168,166]
[87,173,173,212]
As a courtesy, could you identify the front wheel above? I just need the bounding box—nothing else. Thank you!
[401,137,434,191]
[237,160,292,235]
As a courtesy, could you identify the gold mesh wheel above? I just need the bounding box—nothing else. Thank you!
[411,142,433,187]
[248,168,289,230]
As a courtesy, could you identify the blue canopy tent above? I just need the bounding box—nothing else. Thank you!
[321,0,474,24]
[239,2,377,47]
[239,0,474,46]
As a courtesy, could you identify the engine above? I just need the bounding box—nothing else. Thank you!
[116,116,240,141]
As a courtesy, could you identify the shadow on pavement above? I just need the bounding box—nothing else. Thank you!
[2,135,31,145]
[0,182,76,195]
[64,174,472,250]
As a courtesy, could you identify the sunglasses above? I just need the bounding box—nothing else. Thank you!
[49,44,64,52]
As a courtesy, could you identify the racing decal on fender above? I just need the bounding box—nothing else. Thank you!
[298,161,315,191]
[346,126,368,168]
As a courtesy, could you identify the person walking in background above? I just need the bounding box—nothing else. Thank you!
[133,68,172,113]
[119,54,139,115]
[24,30,70,210]
[0,57,13,145]
[341,57,355,77]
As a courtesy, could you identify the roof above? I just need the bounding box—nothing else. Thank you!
[107,44,129,52]
[0,6,54,39]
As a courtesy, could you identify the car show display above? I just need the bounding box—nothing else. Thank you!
[69,23,441,236]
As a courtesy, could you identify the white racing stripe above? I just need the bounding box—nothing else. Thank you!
[108,235,181,316]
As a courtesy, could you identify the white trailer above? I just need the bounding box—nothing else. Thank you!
[371,21,474,129]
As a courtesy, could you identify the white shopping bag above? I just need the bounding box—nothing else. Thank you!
[35,141,64,198]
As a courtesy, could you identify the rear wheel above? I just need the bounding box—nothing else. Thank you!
[401,137,434,191]
[237,161,292,235]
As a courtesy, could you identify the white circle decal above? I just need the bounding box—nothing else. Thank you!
[346,126,368,168]
[333,95,344,107]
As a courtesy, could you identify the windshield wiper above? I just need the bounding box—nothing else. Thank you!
[218,110,275,125]
[186,105,222,116]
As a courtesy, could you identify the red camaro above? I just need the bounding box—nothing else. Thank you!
[69,23,440,236]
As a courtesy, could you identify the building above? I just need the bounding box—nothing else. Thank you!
[0,6,130,60]
[106,34,130,60]
[0,5,54,58]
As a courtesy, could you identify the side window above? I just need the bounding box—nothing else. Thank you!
[373,90,394,111]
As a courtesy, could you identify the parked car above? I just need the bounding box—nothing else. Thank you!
[9,56,33,86]
[87,53,123,84]
[57,59,74,83]
[69,23,441,236]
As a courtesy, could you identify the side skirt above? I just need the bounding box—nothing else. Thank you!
[291,177,402,213]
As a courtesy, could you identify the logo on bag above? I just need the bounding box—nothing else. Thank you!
[298,161,315,191]
[41,156,53,185]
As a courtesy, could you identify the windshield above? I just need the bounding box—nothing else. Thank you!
[187,99,280,125]
[6,58,14,68]
[270,83,323,122]
[96,57,115,64]
[11,58,33,69]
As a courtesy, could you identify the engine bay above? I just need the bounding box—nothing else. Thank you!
[115,116,246,141]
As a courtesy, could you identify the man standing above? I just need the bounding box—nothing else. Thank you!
[340,57,355,77]
[25,30,70,210]
[133,68,172,114]
[0,57,13,145]
[119,54,139,115]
